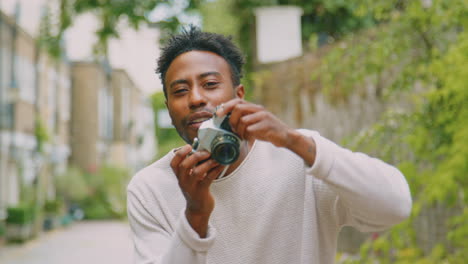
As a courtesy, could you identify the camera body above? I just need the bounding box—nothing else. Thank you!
[192,112,241,165]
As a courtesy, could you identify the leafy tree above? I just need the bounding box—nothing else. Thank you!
[317,0,468,262]
[198,0,380,102]
[201,0,377,56]
[42,0,204,58]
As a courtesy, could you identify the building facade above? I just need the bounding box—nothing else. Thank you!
[69,61,113,173]
[70,63,155,174]
[0,10,71,220]
[1,6,156,227]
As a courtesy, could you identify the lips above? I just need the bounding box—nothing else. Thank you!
[187,111,213,127]
[191,117,211,123]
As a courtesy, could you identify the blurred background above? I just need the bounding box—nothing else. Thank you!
[0,0,467,263]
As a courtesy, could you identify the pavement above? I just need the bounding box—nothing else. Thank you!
[0,221,133,264]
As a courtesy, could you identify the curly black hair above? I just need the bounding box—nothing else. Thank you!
[156,25,245,98]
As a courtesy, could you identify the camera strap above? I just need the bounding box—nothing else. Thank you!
[217,165,230,179]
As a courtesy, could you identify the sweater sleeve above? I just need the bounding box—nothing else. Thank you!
[127,189,216,264]
[301,129,412,232]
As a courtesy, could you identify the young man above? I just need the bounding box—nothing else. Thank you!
[127,26,412,264]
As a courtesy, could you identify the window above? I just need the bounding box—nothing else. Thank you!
[17,55,36,104]
[60,74,71,121]
[98,85,113,141]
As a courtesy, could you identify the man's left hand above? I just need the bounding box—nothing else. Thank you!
[216,99,293,148]
[216,98,317,166]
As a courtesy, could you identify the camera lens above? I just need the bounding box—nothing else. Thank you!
[211,134,240,165]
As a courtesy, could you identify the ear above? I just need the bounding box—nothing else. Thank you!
[235,84,245,99]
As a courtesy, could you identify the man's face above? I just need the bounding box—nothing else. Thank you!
[165,50,244,144]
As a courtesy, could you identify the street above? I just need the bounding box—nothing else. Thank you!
[0,221,133,264]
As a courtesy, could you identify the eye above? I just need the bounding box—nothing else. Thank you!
[204,81,219,89]
[173,87,188,96]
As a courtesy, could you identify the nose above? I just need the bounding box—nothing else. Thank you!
[189,86,206,109]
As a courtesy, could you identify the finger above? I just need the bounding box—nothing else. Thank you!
[191,159,220,181]
[170,145,193,177]
[229,104,264,134]
[179,151,211,173]
[199,165,226,187]
[236,111,266,139]
[216,98,245,117]
[245,121,269,134]
[245,121,281,144]
[179,151,211,184]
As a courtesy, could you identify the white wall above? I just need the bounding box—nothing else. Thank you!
[255,6,303,64]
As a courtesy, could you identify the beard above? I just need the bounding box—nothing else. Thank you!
[174,118,192,144]
[173,106,216,145]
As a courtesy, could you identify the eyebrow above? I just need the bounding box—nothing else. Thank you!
[199,71,221,79]
[169,71,222,90]
[169,79,189,90]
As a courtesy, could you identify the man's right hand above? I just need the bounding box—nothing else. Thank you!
[170,145,225,238]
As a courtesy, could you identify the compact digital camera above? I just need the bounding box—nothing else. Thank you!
[192,110,241,165]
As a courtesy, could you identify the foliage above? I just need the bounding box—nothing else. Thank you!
[151,91,185,158]
[198,0,378,102]
[34,117,50,153]
[43,199,64,215]
[43,0,204,58]
[55,166,89,202]
[207,0,375,46]
[55,165,130,219]
[48,0,372,52]
[6,205,35,225]
[0,221,5,237]
[80,165,130,219]
[322,1,468,262]
[43,0,379,70]
[199,0,241,45]
[315,0,466,103]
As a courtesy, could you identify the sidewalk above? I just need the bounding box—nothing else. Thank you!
[0,221,133,264]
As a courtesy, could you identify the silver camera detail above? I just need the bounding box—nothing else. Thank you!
[192,109,241,165]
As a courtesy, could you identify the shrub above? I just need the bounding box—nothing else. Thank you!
[80,198,115,220]
[0,221,5,236]
[55,165,130,220]
[80,165,130,220]
[43,199,63,215]
[55,166,89,203]
[6,205,34,225]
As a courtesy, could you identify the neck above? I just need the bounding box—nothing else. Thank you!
[223,139,253,176]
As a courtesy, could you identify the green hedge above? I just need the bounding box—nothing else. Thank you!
[6,205,35,225]
[55,165,129,220]
[81,198,115,220]
[0,221,5,236]
[43,199,63,214]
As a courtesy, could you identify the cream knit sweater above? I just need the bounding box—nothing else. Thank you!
[127,129,412,264]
